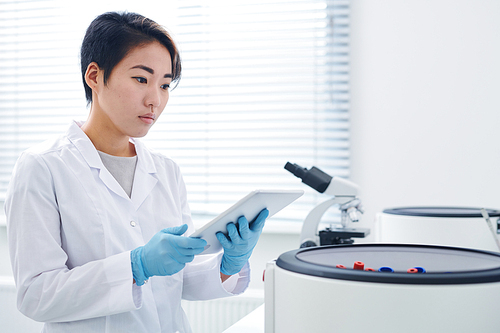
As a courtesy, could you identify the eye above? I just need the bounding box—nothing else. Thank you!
[161,83,170,90]
[133,77,147,84]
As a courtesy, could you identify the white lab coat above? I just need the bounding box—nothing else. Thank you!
[5,121,250,333]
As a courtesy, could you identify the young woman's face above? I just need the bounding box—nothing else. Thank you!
[95,41,173,138]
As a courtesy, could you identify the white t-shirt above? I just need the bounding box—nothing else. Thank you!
[97,151,137,198]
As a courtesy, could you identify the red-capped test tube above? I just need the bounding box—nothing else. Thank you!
[407,268,419,273]
[336,264,346,269]
[353,261,365,270]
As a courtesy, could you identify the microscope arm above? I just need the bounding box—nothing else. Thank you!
[300,196,355,247]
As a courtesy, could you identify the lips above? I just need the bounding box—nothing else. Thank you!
[139,113,156,125]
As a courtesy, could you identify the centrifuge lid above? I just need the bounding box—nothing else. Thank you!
[382,206,500,218]
[276,244,500,285]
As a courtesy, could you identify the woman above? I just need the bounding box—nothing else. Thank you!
[5,11,267,332]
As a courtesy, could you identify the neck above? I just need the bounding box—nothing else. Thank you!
[81,108,136,157]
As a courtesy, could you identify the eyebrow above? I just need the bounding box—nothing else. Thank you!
[131,65,172,78]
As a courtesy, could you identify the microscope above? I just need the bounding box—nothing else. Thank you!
[285,162,369,248]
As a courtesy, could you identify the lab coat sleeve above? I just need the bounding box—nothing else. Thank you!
[5,152,140,322]
[181,252,251,300]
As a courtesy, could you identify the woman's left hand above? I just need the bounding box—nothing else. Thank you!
[216,208,269,275]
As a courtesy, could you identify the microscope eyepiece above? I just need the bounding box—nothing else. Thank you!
[284,162,306,178]
[284,162,332,193]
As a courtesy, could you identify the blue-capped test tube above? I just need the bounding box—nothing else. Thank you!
[378,267,394,273]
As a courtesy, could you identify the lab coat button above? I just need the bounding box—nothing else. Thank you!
[130,221,136,227]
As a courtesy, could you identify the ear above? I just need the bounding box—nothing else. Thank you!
[84,62,101,92]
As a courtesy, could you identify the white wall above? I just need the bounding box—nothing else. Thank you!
[349,0,500,240]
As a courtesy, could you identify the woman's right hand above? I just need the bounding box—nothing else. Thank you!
[131,224,207,285]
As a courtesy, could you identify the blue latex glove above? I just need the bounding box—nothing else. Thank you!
[216,208,269,275]
[131,224,207,286]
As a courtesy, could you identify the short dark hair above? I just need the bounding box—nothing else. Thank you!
[80,12,181,104]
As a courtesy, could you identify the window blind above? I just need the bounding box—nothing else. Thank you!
[145,0,351,223]
[0,0,350,225]
[0,0,88,206]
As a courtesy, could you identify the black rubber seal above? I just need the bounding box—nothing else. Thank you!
[276,244,500,285]
[382,206,500,218]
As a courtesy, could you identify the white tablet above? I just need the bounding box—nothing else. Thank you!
[190,189,304,254]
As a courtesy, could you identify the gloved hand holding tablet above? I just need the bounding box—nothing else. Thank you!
[190,189,304,255]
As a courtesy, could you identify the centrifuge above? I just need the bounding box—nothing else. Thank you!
[264,244,500,333]
[376,206,500,252]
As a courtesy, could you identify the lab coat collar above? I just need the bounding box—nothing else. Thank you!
[66,121,103,170]
[66,121,158,209]
[129,137,157,175]
[129,137,158,210]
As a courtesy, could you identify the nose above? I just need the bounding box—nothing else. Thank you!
[145,86,162,108]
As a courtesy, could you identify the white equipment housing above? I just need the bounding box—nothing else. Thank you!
[264,244,500,333]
